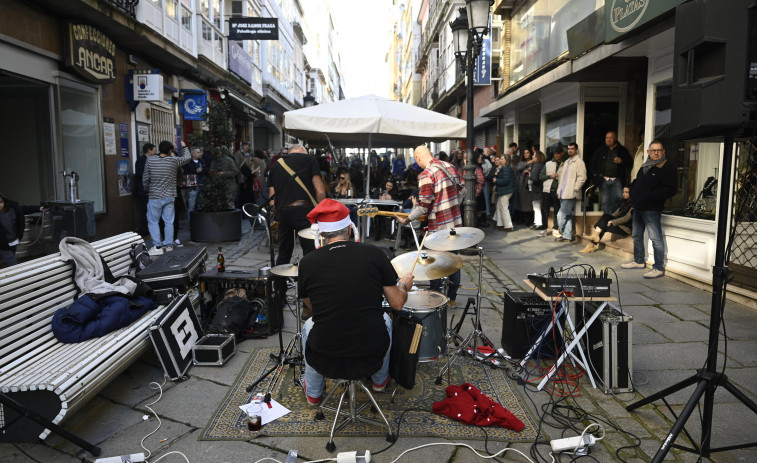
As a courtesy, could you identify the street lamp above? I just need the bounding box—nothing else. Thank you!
[450,0,493,227]
[303,92,316,108]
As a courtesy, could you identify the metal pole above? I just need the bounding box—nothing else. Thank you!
[463,31,477,227]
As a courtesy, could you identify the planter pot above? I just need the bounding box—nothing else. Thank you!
[190,210,242,242]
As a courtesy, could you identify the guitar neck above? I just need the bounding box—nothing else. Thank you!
[364,210,428,221]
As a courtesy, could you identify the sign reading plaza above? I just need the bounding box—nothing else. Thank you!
[228,17,279,41]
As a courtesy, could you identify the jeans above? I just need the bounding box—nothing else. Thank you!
[183,188,199,219]
[599,178,623,215]
[431,268,460,302]
[483,182,491,216]
[301,313,392,398]
[557,198,576,239]
[147,197,175,248]
[632,209,665,270]
[541,190,560,229]
[0,247,17,267]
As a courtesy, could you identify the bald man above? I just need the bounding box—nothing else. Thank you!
[397,145,463,305]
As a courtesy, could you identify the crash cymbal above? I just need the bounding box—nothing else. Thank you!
[423,227,485,251]
[391,250,462,281]
[270,263,299,277]
[297,228,315,240]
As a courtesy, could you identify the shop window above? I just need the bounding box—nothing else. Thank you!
[667,141,720,220]
[58,80,104,213]
[545,105,576,158]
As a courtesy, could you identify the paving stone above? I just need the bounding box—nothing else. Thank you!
[94,416,192,460]
[645,290,713,305]
[724,367,757,400]
[613,416,652,439]
[663,304,711,321]
[650,320,710,343]
[634,342,710,371]
[623,304,680,323]
[137,376,230,428]
[635,323,671,344]
[190,347,255,386]
[631,406,674,431]
[100,360,179,407]
[0,443,81,463]
[721,340,757,367]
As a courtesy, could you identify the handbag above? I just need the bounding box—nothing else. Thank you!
[252,176,262,193]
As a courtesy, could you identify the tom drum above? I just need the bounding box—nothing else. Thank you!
[399,289,448,361]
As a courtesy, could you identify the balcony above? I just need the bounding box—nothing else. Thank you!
[105,0,138,17]
[198,16,226,70]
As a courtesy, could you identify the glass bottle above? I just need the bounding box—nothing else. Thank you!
[217,247,225,272]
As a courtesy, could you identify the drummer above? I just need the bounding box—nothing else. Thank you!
[298,199,414,405]
[397,145,463,307]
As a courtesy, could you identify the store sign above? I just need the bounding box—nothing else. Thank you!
[606,0,685,42]
[182,92,207,121]
[474,17,492,86]
[133,74,164,101]
[228,17,279,40]
[65,23,117,83]
[229,42,253,85]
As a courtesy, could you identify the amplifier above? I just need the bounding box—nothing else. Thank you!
[198,270,283,335]
[528,274,611,298]
[501,291,564,359]
[576,302,633,394]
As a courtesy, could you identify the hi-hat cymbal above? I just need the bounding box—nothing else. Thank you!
[423,227,485,251]
[391,250,462,281]
[270,263,299,277]
[298,228,315,240]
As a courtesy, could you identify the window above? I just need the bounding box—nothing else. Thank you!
[58,80,104,213]
[166,0,178,20]
[667,141,720,220]
[545,105,576,158]
[181,6,192,30]
[653,84,672,153]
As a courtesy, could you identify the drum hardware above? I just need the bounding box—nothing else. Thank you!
[246,262,305,399]
[448,296,477,346]
[435,246,496,385]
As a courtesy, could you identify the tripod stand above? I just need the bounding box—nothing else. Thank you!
[626,136,757,461]
[435,246,495,383]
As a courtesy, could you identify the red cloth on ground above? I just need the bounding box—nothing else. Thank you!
[432,383,525,431]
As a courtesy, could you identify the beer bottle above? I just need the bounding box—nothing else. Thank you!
[217,247,225,272]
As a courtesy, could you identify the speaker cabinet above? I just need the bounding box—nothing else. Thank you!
[671,0,756,139]
[501,292,563,359]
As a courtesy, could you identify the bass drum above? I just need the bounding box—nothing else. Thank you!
[399,289,448,361]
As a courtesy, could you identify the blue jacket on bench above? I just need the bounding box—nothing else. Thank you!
[52,294,157,343]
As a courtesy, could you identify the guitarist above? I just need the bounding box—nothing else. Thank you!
[396,145,463,307]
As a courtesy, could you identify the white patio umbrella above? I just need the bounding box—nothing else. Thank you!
[283,94,466,196]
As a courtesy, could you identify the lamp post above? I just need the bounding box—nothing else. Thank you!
[303,92,316,108]
[450,0,493,227]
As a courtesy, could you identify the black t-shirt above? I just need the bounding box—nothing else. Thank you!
[268,153,320,207]
[298,241,398,375]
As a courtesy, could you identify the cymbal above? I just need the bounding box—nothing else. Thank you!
[270,263,299,277]
[298,228,315,240]
[423,227,485,251]
[391,250,462,281]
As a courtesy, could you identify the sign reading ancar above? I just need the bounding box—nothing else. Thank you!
[65,23,117,84]
[228,17,279,41]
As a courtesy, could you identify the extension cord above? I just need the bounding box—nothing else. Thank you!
[95,453,145,463]
[550,435,595,453]
[466,347,501,366]
[336,450,371,463]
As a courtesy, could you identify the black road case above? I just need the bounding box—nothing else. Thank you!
[149,294,204,380]
[576,301,633,394]
[137,246,207,291]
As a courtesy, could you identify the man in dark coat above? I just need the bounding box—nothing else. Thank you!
[590,131,632,214]
[622,140,677,278]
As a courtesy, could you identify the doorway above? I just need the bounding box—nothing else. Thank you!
[583,101,620,169]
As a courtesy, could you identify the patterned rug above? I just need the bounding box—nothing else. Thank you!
[201,347,540,442]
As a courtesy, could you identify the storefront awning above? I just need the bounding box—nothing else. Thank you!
[227,91,267,119]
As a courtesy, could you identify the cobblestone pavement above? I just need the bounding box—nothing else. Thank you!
[2,220,755,463]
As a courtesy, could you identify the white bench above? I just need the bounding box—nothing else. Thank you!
[0,232,183,456]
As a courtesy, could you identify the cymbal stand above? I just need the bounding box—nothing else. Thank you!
[245,274,304,400]
[436,246,494,384]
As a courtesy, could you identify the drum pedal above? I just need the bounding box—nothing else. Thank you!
[466,346,500,366]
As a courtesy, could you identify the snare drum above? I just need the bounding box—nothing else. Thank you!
[399,289,448,361]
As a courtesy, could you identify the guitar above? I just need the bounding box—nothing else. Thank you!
[356,207,427,222]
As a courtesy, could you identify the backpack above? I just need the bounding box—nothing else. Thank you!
[207,291,259,339]
[129,243,153,274]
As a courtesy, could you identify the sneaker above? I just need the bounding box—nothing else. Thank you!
[538,229,551,236]
[449,300,457,308]
[643,268,664,279]
[621,261,645,269]
[372,376,390,392]
[163,245,174,253]
[555,236,572,242]
[173,239,183,247]
[147,246,163,256]
[552,229,562,237]
[300,377,321,406]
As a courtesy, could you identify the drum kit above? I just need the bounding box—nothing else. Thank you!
[250,225,495,397]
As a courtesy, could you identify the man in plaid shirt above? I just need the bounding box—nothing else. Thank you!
[397,145,463,305]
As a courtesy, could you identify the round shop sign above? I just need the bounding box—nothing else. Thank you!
[609,0,650,33]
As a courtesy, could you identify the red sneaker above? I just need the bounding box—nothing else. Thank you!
[302,380,321,405]
[372,376,390,392]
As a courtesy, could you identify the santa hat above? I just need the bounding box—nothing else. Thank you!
[306,199,359,248]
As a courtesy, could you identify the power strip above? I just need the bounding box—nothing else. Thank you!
[550,435,596,453]
[95,453,146,463]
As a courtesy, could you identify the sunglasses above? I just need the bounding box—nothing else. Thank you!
[339,176,345,180]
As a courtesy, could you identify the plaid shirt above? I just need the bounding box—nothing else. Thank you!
[409,159,463,231]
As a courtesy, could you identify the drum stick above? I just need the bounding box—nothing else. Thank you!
[409,231,429,276]
[410,324,423,354]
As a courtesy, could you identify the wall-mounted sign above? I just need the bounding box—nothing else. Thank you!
[133,74,164,101]
[228,17,279,40]
[606,0,685,42]
[65,23,117,83]
[229,42,253,84]
[181,91,207,121]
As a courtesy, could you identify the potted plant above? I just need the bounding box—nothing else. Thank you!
[188,99,242,242]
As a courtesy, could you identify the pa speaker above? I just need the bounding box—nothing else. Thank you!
[671,0,756,139]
